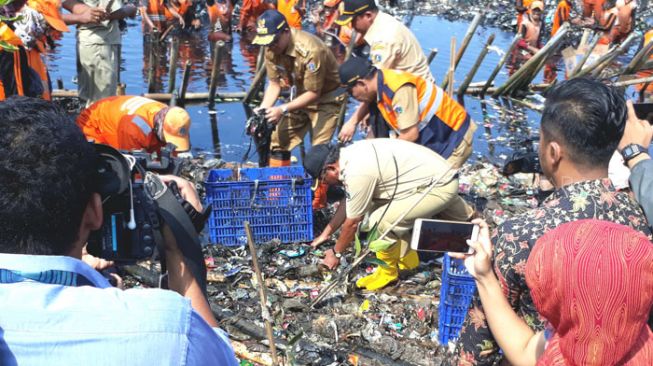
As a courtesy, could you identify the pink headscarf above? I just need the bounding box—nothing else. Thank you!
[526,219,653,365]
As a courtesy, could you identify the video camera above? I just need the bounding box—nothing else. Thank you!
[502,151,542,175]
[87,144,211,263]
[245,108,276,167]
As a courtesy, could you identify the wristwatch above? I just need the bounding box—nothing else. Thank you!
[332,249,343,259]
[620,144,648,164]
[280,105,289,115]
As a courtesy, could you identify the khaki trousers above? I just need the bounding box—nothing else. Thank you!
[447,120,478,169]
[365,178,474,257]
[78,43,119,107]
[270,100,339,151]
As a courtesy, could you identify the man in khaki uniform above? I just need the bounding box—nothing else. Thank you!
[253,9,342,167]
[336,0,434,141]
[305,139,473,290]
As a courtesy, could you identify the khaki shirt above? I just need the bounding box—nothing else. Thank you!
[78,0,123,45]
[264,29,340,98]
[389,84,419,131]
[339,138,454,219]
[364,11,434,83]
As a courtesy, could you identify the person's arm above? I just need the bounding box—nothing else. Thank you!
[338,102,370,142]
[311,198,347,248]
[392,84,420,142]
[322,210,363,269]
[140,5,156,30]
[61,0,107,24]
[166,5,186,27]
[158,175,217,327]
[106,4,138,20]
[594,13,616,31]
[620,101,653,225]
[266,90,319,122]
[260,79,282,109]
[451,220,546,366]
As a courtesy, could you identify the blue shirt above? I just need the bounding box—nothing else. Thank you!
[0,253,239,366]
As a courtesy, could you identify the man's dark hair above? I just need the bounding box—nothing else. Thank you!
[0,97,97,255]
[541,77,626,168]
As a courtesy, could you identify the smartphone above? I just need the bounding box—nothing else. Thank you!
[410,219,479,253]
[633,103,653,124]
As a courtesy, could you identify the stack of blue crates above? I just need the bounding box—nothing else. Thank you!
[204,166,314,246]
[438,253,477,344]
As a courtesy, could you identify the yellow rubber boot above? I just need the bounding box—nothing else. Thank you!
[398,249,419,271]
[356,244,400,291]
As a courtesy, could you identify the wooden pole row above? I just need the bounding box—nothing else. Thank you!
[208,41,226,109]
[441,12,484,90]
[457,34,495,96]
[167,37,180,95]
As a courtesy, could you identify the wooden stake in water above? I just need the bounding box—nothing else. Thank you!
[441,12,483,90]
[458,34,495,96]
[178,60,191,107]
[167,37,180,94]
[244,222,279,366]
[208,41,226,109]
[448,37,456,97]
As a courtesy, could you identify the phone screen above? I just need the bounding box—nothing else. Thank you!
[413,220,474,253]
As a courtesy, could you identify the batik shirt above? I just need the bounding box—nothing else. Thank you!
[451,178,652,365]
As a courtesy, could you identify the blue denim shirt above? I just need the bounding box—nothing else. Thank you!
[0,253,238,366]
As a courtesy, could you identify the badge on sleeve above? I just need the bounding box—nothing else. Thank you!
[393,105,403,115]
[307,61,317,72]
[372,53,383,63]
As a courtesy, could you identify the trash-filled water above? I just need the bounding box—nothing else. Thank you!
[47,13,546,166]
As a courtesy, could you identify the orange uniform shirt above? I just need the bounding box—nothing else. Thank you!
[552,0,571,36]
[277,0,302,29]
[76,96,167,152]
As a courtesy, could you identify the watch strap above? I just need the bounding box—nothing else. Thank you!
[620,144,648,163]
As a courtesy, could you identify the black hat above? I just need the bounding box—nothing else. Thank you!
[303,144,337,188]
[252,10,289,46]
[336,0,377,25]
[339,57,375,88]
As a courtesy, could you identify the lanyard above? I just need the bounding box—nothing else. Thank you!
[0,268,95,287]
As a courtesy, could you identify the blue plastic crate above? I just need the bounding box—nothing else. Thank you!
[438,253,477,345]
[204,166,313,246]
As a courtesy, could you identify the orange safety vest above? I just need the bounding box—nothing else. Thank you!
[240,0,269,29]
[277,0,302,29]
[376,69,470,159]
[76,96,167,152]
[26,47,50,100]
[552,0,571,36]
[146,0,167,22]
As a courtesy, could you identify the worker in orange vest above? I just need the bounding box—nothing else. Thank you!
[76,96,191,153]
[274,0,304,29]
[515,0,535,28]
[510,1,543,75]
[610,0,637,44]
[20,0,70,101]
[237,0,273,33]
[338,57,477,169]
[141,0,185,32]
[544,0,579,83]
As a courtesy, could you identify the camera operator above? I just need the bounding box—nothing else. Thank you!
[619,100,653,228]
[0,97,237,365]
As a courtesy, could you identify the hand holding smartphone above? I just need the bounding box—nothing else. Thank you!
[410,219,479,254]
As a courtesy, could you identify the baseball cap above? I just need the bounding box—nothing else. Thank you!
[336,0,377,25]
[252,10,288,46]
[530,1,544,11]
[163,107,191,151]
[28,0,69,33]
[303,144,336,190]
[339,56,374,88]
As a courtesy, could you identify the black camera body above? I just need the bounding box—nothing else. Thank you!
[245,108,276,166]
[87,144,209,263]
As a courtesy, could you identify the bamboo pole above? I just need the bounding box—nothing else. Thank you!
[159,24,175,42]
[208,41,226,109]
[167,37,180,94]
[178,60,192,106]
[243,66,268,105]
[612,75,653,87]
[457,34,495,96]
[256,46,266,72]
[492,23,570,97]
[589,32,639,77]
[623,38,653,74]
[147,42,157,93]
[569,32,600,77]
[448,37,456,97]
[441,12,483,90]
[481,33,521,97]
[427,48,438,65]
[244,222,279,366]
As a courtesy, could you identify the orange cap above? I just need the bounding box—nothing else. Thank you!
[27,0,70,33]
[323,0,341,8]
[163,107,191,151]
